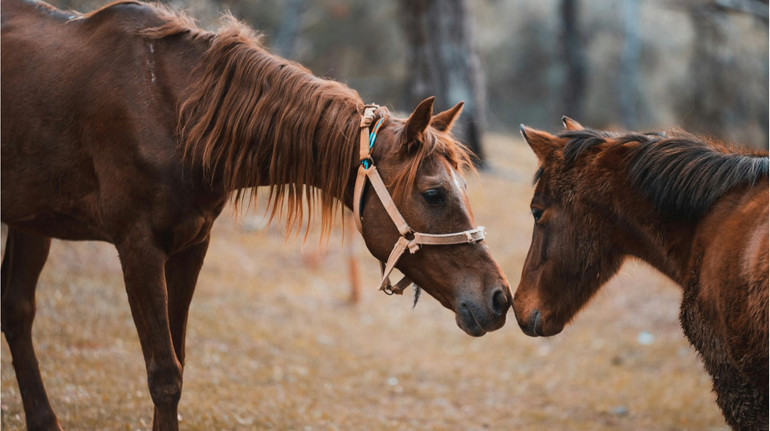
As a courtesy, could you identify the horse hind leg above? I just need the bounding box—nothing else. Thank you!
[1,228,61,431]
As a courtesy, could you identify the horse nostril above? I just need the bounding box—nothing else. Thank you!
[528,309,542,336]
[491,289,509,316]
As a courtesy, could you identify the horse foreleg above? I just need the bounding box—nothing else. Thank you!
[158,238,210,424]
[1,228,60,431]
[117,241,181,431]
[165,238,209,368]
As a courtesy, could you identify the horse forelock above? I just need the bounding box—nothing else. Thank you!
[531,129,606,189]
[554,128,769,219]
[388,128,475,204]
[561,129,615,166]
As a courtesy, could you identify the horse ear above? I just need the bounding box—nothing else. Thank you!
[431,101,464,132]
[561,115,584,131]
[520,124,560,161]
[404,96,435,148]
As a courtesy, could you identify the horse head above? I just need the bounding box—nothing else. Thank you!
[513,122,624,337]
[356,97,511,336]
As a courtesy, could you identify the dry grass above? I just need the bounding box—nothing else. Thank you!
[1,134,727,430]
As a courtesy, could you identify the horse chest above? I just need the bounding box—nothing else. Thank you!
[158,197,227,254]
[167,215,215,252]
[680,286,769,429]
[679,287,730,368]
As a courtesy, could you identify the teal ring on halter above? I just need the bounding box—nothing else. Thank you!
[362,117,386,169]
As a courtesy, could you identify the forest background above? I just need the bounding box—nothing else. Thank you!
[52,0,770,155]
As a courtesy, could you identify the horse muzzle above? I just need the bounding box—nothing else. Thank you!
[515,308,564,337]
[454,287,510,337]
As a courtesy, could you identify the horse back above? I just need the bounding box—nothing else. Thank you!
[691,179,769,388]
[2,0,211,246]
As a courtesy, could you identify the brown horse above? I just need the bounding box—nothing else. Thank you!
[1,1,512,429]
[514,117,768,430]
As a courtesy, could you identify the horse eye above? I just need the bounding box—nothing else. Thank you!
[531,208,543,222]
[422,189,445,204]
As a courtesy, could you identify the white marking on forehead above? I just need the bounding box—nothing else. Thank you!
[450,168,463,194]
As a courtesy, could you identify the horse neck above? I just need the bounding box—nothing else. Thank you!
[600,140,769,287]
[230,109,361,203]
[596,158,697,286]
[621,207,696,286]
[171,37,363,208]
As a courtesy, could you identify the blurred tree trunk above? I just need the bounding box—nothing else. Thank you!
[713,0,769,18]
[685,0,769,149]
[560,0,586,120]
[618,0,641,129]
[400,0,487,167]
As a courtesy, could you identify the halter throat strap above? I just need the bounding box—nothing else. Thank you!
[353,104,486,295]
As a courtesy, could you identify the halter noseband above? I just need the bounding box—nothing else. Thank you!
[353,104,486,295]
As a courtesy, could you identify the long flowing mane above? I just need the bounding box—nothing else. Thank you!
[130,1,473,237]
[559,129,769,219]
[136,3,364,237]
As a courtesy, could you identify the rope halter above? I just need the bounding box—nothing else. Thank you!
[352,104,486,295]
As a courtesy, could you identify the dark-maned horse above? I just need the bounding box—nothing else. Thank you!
[1,1,512,429]
[514,117,768,430]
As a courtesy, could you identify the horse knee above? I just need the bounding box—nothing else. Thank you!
[1,297,34,340]
[26,412,62,431]
[147,365,183,408]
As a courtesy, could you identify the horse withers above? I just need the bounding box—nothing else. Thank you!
[514,117,768,430]
[1,1,511,429]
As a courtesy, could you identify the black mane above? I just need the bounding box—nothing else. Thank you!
[557,129,769,219]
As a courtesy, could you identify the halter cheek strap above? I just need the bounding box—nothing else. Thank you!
[353,104,486,295]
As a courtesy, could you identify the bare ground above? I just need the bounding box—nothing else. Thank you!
[1,134,727,430]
